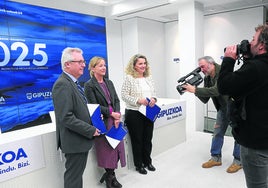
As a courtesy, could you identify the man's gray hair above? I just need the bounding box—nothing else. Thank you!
[198,56,215,64]
[61,47,83,70]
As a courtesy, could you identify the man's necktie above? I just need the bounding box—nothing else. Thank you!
[75,81,88,104]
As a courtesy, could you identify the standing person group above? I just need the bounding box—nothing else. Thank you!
[53,50,158,188]
[218,24,268,188]
[84,56,126,188]
[121,54,158,175]
[182,56,242,173]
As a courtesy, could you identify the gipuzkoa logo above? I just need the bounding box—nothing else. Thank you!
[0,148,28,165]
[26,93,32,100]
[0,96,5,104]
[157,105,183,118]
[26,91,52,100]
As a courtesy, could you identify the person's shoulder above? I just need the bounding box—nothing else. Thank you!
[55,73,68,84]
[215,63,221,70]
[103,77,113,85]
[85,78,96,86]
[256,54,268,65]
[252,56,268,73]
[124,74,134,80]
[53,75,71,91]
[145,74,154,80]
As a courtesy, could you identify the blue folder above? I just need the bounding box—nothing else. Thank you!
[139,98,161,122]
[87,104,107,134]
[105,122,128,149]
[106,122,127,140]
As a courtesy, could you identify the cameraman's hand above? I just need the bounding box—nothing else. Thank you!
[224,45,238,60]
[182,83,196,93]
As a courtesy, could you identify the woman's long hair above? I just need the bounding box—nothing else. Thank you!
[125,54,151,78]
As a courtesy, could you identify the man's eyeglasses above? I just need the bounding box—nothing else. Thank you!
[70,60,86,65]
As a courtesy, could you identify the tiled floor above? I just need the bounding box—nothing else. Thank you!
[104,131,246,188]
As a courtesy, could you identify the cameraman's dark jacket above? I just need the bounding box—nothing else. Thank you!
[195,63,228,112]
[218,54,268,150]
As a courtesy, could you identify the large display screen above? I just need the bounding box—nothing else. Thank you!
[0,1,107,133]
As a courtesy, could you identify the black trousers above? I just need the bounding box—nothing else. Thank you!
[64,152,89,188]
[125,109,154,168]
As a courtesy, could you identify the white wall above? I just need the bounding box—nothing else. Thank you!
[205,6,265,63]
[137,18,166,98]
[121,18,139,67]
[177,1,205,133]
[164,21,181,99]
[204,6,265,119]
[105,19,125,99]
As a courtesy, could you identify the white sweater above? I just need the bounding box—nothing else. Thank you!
[121,74,157,111]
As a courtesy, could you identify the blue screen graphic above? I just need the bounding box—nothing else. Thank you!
[0,1,107,133]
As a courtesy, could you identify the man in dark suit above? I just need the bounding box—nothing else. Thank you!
[52,47,100,188]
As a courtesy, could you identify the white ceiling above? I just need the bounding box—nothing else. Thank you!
[80,0,268,22]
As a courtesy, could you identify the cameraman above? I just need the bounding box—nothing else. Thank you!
[182,56,241,173]
[218,24,268,188]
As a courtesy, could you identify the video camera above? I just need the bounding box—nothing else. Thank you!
[176,67,203,95]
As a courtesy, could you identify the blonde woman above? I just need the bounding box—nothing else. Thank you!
[121,54,157,175]
[84,56,126,188]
